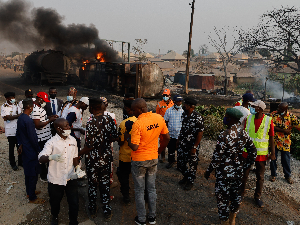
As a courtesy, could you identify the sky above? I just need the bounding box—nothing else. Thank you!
[1,0,300,55]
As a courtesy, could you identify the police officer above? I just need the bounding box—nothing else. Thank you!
[177,97,204,190]
[205,108,257,225]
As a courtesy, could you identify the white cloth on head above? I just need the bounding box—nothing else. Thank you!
[38,134,78,186]
[233,106,250,126]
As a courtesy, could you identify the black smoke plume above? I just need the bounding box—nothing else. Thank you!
[0,0,122,62]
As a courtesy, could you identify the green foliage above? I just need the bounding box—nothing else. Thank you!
[290,128,300,160]
[195,105,226,139]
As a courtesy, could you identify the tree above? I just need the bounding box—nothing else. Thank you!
[240,6,300,72]
[208,26,240,95]
[259,48,271,58]
[199,44,208,55]
[132,39,148,62]
[183,49,195,57]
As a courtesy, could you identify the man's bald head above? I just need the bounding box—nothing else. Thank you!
[132,98,147,117]
[277,102,288,116]
[54,118,67,129]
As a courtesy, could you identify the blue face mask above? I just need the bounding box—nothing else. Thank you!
[10,99,15,104]
[67,96,73,101]
[163,96,169,101]
[174,105,182,109]
[280,111,286,116]
[223,117,230,125]
[250,106,257,115]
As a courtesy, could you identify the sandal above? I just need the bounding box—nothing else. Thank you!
[29,197,46,204]
[26,190,41,198]
[269,176,276,182]
[286,177,294,184]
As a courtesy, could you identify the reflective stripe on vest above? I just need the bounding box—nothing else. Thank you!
[244,114,271,155]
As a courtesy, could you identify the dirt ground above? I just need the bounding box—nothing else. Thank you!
[0,67,299,225]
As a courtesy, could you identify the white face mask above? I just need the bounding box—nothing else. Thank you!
[62,129,71,137]
[41,102,46,108]
[67,96,73,101]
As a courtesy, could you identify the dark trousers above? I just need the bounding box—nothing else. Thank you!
[177,146,199,184]
[86,160,111,214]
[167,138,178,163]
[117,160,131,197]
[25,175,38,201]
[7,136,22,167]
[48,180,79,225]
[241,161,266,199]
[270,148,291,179]
[215,179,242,221]
[38,140,48,180]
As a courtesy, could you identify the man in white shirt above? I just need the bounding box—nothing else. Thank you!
[64,97,89,152]
[38,118,84,225]
[19,89,36,112]
[32,92,57,181]
[1,92,22,170]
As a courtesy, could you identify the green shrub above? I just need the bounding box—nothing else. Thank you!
[290,128,300,160]
[195,105,226,140]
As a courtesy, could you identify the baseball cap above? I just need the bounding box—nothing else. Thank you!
[36,92,50,102]
[249,100,266,110]
[173,95,183,101]
[80,97,89,106]
[242,93,256,102]
[25,89,33,95]
[162,89,170,95]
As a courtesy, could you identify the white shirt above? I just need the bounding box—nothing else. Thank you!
[38,134,78,186]
[63,106,82,139]
[19,98,36,112]
[50,98,58,115]
[60,102,72,118]
[31,104,52,142]
[1,102,21,137]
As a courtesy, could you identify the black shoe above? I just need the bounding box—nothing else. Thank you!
[51,216,58,225]
[255,198,264,208]
[135,216,146,225]
[104,211,112,222]
[89,208,97,218]
[184,182,193,191]
[12,166,19,171]
[179,177,187,185]
[148,216,156,225]
[166,162,175,169]
[123,195,131,204]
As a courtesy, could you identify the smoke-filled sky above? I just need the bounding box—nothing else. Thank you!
[0,0,300,55]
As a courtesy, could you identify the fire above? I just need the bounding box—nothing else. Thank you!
[82,67,85,70]
[97,52,105,62]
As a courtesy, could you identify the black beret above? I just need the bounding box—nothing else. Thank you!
[184,97,197,106]
[89,97,103,106]
[226,108,244,119]
[4,92,15,98]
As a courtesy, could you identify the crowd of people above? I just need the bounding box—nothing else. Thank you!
[1,87,299,225]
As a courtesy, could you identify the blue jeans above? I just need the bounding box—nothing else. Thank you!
[131,159,158,222]
[270,148,291,179]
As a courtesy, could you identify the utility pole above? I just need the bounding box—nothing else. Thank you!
[185,0,195,94]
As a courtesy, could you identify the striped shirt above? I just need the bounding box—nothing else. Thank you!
[31,104,52,142]
[164,106,184,139]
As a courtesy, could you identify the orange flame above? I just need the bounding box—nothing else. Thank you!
[97,53,105,62]
[82,67,85,70]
